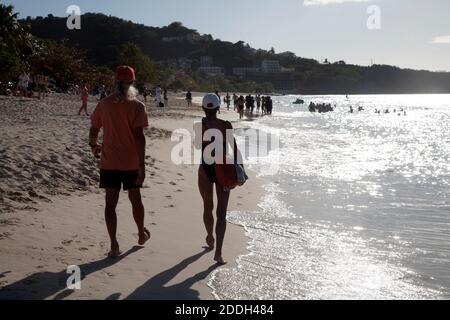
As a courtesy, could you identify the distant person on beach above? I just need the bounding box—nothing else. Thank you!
[266,96,273,115]
[237,95,245,119]
[215,91,221,104]
[89,66,151,258]
[215,90,221,114]
[262,96,267,115]
[186,90,193,107]
[250,94,255,114]
[233,93,238,111]
[78,81,89,116]
[35,74,48,100]
[195,93,243,265]
[18,71,30,97]
[155,85,162,106]
[99,85,107,100]
[225,93,231,110]
[256,95,261,112]
[143,87,148,103]
[163,88,169,107]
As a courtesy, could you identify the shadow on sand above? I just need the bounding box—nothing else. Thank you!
[125,249,219,300]
[1,248,220,300]
[0,246,143,300]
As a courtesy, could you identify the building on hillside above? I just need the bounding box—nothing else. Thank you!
[178,57,192,73]
[261,60,282,73]
[198,66,225,77]
[232,67,261,78]
[200,56,214,68]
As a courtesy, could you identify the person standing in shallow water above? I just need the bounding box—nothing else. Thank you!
[195,93,243,265]
[89,66,151,258]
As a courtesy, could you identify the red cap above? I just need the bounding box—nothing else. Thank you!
[114,66,136,82]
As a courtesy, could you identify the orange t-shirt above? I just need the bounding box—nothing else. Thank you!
[91,96,149,171]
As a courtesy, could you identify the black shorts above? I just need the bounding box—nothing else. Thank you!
[201,164,217,184]
[100,170,142,190]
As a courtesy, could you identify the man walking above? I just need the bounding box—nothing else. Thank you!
[89,66,151,258]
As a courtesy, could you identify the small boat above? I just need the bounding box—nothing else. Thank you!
[293,98,305,105]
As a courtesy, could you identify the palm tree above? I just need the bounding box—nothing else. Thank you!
[0,4,32,54]
[0,4,33,80]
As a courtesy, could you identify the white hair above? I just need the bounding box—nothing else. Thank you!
[115,81,138,101]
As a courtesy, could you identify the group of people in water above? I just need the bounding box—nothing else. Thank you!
[232,94,274,119]
[184,91,274,120]
[309,102,334,113]
[374,108,407,116]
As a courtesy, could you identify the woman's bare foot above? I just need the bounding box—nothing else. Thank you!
[214,254,227,265]
[138,228,151,246]
[206,235,215,250]
[107,242,121,258]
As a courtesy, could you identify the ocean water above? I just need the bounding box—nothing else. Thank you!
[208,94,450,300]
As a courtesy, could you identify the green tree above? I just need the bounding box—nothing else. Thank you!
[0,4,32,81]
[118,43,156,87]
[29,39,86,87]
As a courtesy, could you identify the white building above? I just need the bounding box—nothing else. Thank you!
[261,60,281,73]
[198,67,225,77]
[232,67,260,77]
[200,56,213,68]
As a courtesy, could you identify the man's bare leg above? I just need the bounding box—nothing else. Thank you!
[128,188,150,245]
[105,188,121,257]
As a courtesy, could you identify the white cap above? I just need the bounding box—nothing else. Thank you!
[202,93,220,109]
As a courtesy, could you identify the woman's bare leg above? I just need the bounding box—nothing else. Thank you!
[198,167,215,249]
[214,185,231,265]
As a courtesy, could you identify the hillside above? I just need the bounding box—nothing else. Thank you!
[22,13,450,94]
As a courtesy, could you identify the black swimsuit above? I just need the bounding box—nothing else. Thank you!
[201,118,227,184]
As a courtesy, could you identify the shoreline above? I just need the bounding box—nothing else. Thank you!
[0,93,265,300]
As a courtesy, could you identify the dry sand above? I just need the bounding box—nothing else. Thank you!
[0,92,264,300]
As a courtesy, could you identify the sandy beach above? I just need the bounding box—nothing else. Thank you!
[0,92,263,300]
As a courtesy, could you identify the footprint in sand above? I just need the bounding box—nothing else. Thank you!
[78,247,89,252]
[61,239,73,246]
[169,182,177,186]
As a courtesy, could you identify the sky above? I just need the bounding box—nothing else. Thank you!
[4,0,450,72]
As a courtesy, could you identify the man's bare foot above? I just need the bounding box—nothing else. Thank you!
[138,228,151,246]
[206,235,215,250]
[214,255,227,265]
[107,242,121,258]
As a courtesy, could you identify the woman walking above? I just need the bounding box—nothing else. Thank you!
[196,93,243,265]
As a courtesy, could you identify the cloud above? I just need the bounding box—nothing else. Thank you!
[303,0,372,5]
[431,36,450,44]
